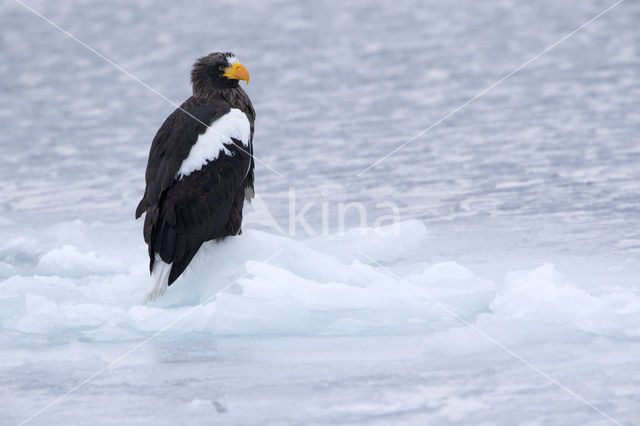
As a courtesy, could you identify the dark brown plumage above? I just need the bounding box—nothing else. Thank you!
[135,52,255,300]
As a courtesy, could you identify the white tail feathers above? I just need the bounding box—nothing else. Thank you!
[144,254,172,303]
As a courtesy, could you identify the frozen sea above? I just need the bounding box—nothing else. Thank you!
[1,0,640,424]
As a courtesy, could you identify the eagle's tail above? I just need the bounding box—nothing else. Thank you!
[144,254,172,303]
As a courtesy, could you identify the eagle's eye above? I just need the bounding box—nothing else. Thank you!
[219,66,226,71]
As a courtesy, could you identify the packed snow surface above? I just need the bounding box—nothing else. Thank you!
[1,0,640,424]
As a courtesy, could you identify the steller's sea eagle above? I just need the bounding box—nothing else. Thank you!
[135,52,255,302]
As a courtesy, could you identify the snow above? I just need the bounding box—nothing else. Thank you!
[1,0,640,424]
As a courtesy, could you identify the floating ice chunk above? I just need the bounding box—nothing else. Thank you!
[45,220,90,245]
[1,220,639,346]
[491,263,640,338]
[36,245,125,277]
[419,261,477,282]
[0,236,43,264]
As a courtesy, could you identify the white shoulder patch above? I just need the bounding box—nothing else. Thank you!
[176,109,251,179]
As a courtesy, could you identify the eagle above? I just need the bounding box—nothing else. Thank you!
[135,52,255,302]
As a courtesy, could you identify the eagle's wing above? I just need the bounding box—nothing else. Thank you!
[136,100,253,293]
[135,100,230,217]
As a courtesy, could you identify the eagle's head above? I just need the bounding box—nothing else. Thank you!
[191,52,250,96]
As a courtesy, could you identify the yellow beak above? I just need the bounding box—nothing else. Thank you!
[223,62,250,84]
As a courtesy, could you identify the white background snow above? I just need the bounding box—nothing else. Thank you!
[1,0,639,424]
